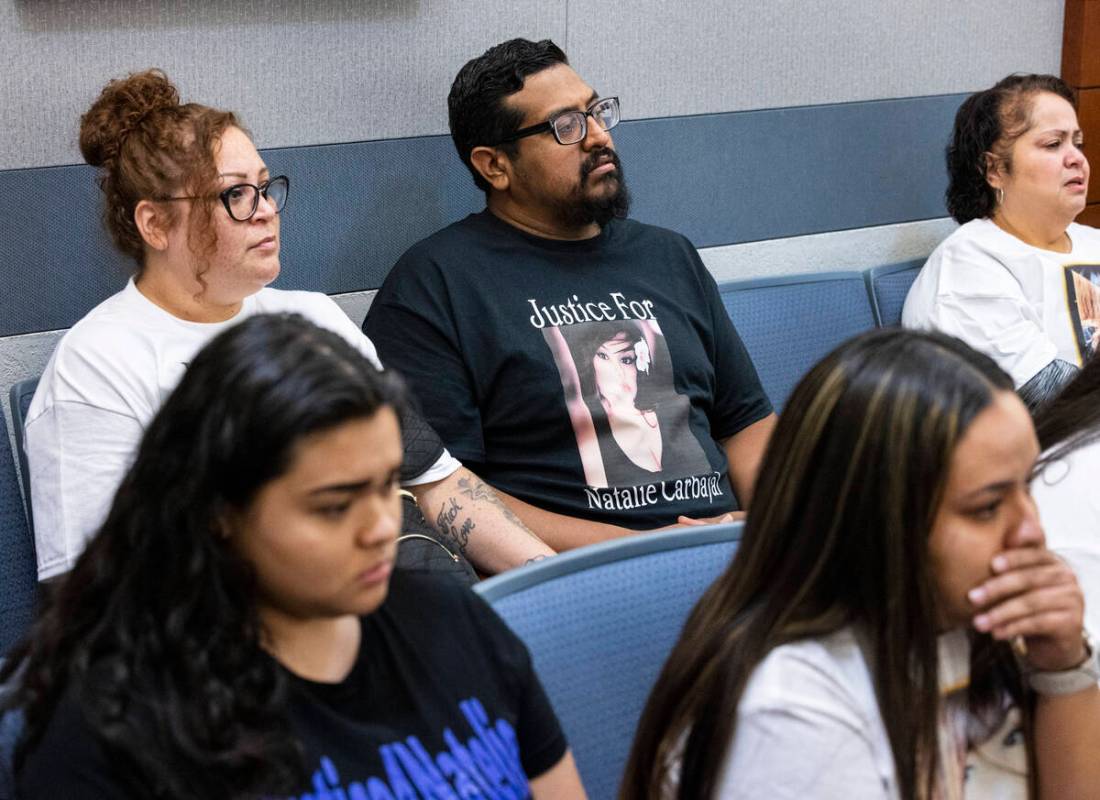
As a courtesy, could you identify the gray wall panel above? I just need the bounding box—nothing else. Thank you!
[698,218,957,282]
[0,162,132,334]
[618,94,963,248]
[0,136,486,335]
[569,0,1062,121]
[263,137,483,293]
[0,0,566,169]
[0,94,963,336]
[1,0,1063,170]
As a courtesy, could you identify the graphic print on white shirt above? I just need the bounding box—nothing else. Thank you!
[903,219,1100,386]
[1063,264,1100,360]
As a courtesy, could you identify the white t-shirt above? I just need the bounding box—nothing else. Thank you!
[903,218,1100,386]
[711,628,1026,799]
[25,280,459,580]
[1032,441,1100,638]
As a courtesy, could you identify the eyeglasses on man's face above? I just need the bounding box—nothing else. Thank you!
[160,175,290,222]
[494,96,620,147]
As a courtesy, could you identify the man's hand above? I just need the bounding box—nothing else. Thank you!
[675,511,746,527]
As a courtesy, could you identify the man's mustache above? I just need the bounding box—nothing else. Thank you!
[582,148,622,180]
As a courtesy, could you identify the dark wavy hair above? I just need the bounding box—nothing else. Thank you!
[448,38,568,193]
[0,313,405,798]
[622,329,1033,800]
[945,73,1074,223]
[1035,353,1100,464]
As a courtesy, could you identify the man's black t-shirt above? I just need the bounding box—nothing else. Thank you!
[364,211,771,529]
[16,571,566,798]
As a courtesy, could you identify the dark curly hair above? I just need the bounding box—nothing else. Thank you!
[0,313,405,798]
[80,69,241,272]
[1035,353,1100,464]
[448,38,568,194]
[945,73,1074,223]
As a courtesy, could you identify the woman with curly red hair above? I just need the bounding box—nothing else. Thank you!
[24,70,552,583]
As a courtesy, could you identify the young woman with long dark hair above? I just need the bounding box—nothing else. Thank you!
[622,329,1100,799]
[3,313,584,798]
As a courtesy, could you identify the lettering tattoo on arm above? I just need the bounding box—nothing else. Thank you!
[456,476,542,541]
[435,496,475,557]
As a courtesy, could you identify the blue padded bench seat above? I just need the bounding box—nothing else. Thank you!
[719,271,878,411]
[0,407,36,656]
[476,522,743,799]
[9,380,37,537]
[866,259,923,327]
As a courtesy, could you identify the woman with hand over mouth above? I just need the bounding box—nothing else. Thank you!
[623,329,1100,799]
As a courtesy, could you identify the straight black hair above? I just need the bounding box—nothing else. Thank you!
[621,329,1029,800]
[448,38,568,194]
[1035,355,1100,463]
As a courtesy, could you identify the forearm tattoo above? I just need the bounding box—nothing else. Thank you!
[435,496,474,556]
[456,476,540,538]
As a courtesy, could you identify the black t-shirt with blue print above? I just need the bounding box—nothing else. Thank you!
[279,571,565,798]
[16,571,566,798]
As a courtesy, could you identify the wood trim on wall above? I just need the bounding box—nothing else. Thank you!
[1064,0,1100,223]
[1078,89,1100,204]
[1064,0,1100,88]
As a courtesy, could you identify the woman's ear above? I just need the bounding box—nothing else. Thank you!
[983,151,1005,190]
[134,199,172,252]
[469,145,512,193]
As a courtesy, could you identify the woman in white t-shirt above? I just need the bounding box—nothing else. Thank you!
[903,74,1097,410]
[24,69,552,582]
[621,329,1100,799]
[1032,356,1100,638]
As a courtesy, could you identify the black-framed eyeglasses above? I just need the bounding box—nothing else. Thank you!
[493,97,620,147]
[160,175,290,222]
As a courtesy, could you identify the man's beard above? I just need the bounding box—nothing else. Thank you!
[554,147,631,229]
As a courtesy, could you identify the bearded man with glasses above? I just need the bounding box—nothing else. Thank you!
[365,39,776,550]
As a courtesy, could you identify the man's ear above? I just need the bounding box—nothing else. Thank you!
[469,146,512,193]
[134,199,172,252]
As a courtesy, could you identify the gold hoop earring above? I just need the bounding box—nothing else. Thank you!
[996,187,1004,206]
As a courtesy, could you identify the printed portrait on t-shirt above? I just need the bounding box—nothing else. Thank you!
[542,318,711,488]
[1064,264,1100,360]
